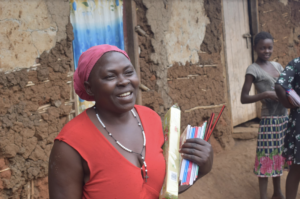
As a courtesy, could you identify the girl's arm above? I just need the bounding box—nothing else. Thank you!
[240,74,278,104]
[48,141,84,199]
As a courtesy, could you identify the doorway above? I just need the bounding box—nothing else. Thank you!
[223,0,258,127]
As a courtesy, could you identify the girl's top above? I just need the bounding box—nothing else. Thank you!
[55,105,166,199]
[246,61,287,116]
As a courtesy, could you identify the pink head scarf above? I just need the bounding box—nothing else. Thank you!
[73,44,130,101]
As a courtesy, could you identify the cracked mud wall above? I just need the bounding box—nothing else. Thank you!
[0,1,73,198]
[135,0,234,150]
[0,0,69,71]
[258,0,300,67]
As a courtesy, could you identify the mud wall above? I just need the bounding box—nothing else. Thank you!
[135,0,234,150]
[0,1,73,198]
[258,0,300,66]
[0,0,70,71]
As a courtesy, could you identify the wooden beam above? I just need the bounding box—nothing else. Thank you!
[124,0,142,105]
[249,0,259,63]
[221,0,234,132]
[249,0,259,36]
[249,0,262,118]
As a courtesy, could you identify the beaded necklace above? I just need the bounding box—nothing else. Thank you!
[93,107,148,182]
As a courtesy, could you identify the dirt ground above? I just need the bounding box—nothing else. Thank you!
[180,139,300,199]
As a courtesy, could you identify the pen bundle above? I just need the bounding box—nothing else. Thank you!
[179,105,225,185]
[286,88,300,107]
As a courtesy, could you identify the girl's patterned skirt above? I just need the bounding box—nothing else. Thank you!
[254,115,288,177]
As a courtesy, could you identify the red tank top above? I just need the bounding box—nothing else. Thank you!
[55,105,166,199]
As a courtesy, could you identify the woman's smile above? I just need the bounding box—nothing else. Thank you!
[115,91,134,102]
[117,91,132,97]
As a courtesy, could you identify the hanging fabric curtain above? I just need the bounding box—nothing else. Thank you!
[70,0,124,114]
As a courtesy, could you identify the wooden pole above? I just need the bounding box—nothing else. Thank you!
[249,0,259,36]
[124,0,142,105]
[249,0,259,62]
[249,0,262,119]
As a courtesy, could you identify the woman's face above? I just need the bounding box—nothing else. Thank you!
[254,38,274,61]
[85,52,139,113]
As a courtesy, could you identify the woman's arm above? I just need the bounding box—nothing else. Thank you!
[240,74,278,104]
[274,61,298,109]
[178,139,213,194]
[275,84,295,108]
[48,140,84,199]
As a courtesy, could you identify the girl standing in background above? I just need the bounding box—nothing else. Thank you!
[241,32,288,199]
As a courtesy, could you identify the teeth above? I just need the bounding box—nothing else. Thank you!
[119,92,131,97]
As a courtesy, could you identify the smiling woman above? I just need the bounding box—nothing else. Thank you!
[84,51,139,113]
[48,44,213,199]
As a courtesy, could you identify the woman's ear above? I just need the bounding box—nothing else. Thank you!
[84,81,94,97]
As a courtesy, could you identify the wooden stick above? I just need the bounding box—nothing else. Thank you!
[26,81,35,87]
[0,168,10,173]
[185,103,226,113]
[139,84,150,91]
[205,105,225,141]
[204,113,214,141]
[67,72,74,77]
[37,104,51,110]
[196,65,218,67]
[263,10,273,14]
[124,0,142,105]
[31,180,34,198]
[27,182,30,199]
[135,25,149,37]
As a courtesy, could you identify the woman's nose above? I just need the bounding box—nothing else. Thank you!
[117,75,130,86]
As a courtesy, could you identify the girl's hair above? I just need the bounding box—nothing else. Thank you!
[253,31,273,46]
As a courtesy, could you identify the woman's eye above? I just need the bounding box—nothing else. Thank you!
[105,75,115,80]
[125,70,134,75]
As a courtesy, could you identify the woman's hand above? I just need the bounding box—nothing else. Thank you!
[287,94,300,108]
[179,138,213,177]
[275,84,296,109]
[264,91,278,101]
[178,138,213,194]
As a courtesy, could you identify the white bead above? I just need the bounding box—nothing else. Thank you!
[96,114,106,128]
[142,157,144,160]
[142,131,146,146]
[131,109,136,117]
[116,141,132,153]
